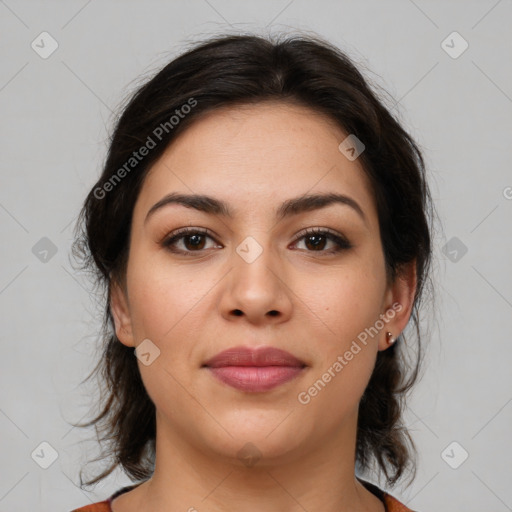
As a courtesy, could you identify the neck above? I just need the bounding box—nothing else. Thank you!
[130,411,385,512]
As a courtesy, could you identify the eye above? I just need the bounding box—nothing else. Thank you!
[291,228,352,255]
[161,227,352,256]
[162,228,219,255]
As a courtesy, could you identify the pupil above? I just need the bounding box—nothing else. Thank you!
[186,234,204,249]
[307,235,325,250]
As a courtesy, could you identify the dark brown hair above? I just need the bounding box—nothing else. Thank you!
[72,32,435,489]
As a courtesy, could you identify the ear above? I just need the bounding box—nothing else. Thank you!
[110,279,135,347]
[378,260,417,352]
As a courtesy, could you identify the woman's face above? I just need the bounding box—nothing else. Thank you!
[111,101,414,465]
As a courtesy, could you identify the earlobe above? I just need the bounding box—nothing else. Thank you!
[110,280,135,347]
[378,261,417,352]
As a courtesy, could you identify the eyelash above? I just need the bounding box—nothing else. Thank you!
[161,227,352,256]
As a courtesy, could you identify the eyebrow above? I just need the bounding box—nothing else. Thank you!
[145,191,367,225]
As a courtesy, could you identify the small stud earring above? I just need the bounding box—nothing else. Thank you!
[386,332,395,345]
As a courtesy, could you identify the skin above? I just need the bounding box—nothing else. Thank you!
[110,101,416,512]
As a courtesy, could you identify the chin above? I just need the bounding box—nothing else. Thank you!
[200,412,310,467]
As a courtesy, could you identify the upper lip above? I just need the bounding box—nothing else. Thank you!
[203,346,306,368]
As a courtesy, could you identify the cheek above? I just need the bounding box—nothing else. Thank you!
[305,263,385,347]
[296,274,381,420]
[126,251,211,343]
[125,256,209,409]
[294,260,385,405]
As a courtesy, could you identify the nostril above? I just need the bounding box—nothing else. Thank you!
[267,310,279,317]
[233,309,243,316]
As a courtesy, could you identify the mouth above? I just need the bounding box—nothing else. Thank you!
[202,346,307,392]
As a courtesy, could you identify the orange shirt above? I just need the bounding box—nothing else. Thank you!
[70,479,415,511]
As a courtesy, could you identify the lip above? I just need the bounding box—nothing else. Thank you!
[203,346,306,392]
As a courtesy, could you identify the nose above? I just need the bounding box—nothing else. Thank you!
[218,242,293,326]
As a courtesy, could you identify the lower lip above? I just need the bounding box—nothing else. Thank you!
[206,366,304,392]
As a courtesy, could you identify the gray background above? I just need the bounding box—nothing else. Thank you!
[1,1,511,510]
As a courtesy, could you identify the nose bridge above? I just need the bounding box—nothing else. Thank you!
[233,234,280,298]
[219,232,292,322]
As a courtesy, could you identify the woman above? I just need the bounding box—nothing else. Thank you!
[71,32,434,512]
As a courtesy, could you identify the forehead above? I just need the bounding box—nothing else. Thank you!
[135,101,378,226]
